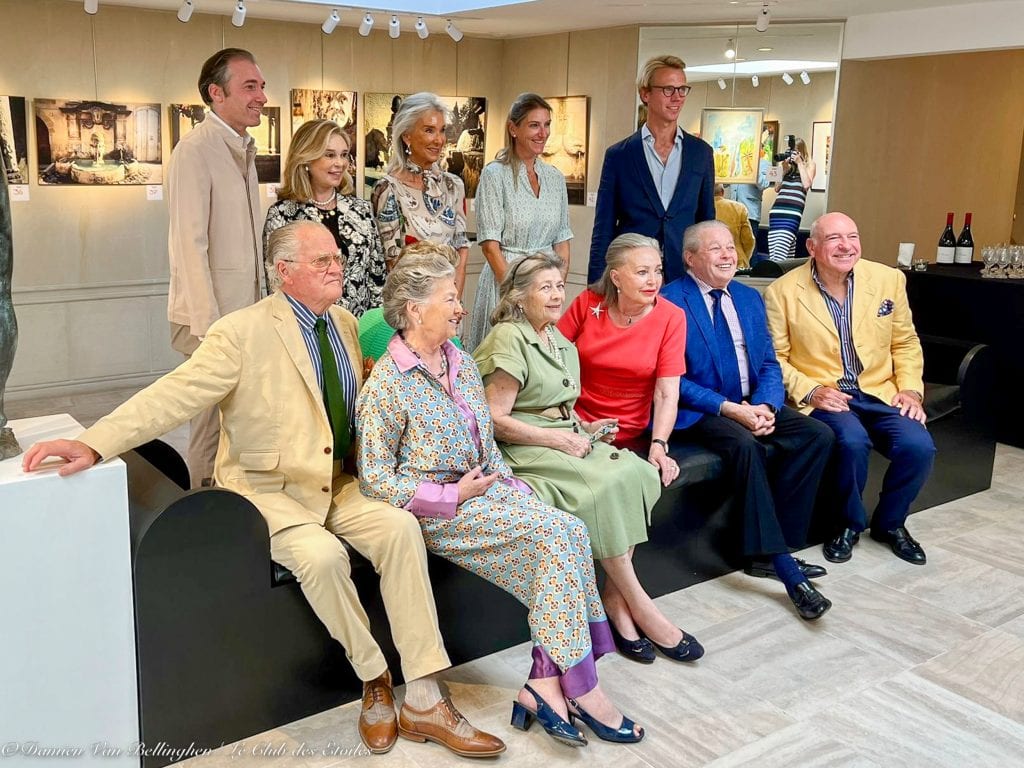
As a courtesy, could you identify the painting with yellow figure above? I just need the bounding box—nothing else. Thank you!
[699,107,763,184]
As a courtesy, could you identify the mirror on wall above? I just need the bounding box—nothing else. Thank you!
[638,23,843,228]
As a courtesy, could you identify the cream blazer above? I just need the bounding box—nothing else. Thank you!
[764,259,925,413]
[166,114,263,338]
[82,292,362,536]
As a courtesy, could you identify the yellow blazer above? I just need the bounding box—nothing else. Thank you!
[81,291,362,536]
[764,259,924,413]
[714,196,756,267]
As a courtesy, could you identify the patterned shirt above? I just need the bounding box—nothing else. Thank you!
[284,293,358,429]
[810,261,863,391]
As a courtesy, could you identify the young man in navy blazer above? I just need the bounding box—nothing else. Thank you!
[589,55,715,285]
[661,221,834,621]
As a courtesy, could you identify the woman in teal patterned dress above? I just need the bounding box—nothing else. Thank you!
[357,244,643,747]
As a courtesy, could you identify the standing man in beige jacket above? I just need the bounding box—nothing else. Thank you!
[167,48,265,487]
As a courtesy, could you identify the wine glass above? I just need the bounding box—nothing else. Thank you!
[1013,245,1024,279]
[995,244,1011,278]
[981,246,996,278]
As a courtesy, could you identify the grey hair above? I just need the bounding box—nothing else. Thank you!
[382,245,457,330]
[386,92,452,175]
[265,220,326,291]
[491,252,564,326]
[683,220,730,256]
[589,233,661,309]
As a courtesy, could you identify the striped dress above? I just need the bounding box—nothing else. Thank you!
[767,170,808,261]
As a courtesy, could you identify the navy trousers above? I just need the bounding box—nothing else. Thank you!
[811,390,936,533]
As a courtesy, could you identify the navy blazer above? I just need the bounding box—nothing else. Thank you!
[588,129,715,285]
[661,273,784,430]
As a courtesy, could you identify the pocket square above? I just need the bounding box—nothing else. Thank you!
[877,299,894,317]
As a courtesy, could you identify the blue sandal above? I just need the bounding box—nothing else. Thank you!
[567,697,644,744]
[510,683,587,747]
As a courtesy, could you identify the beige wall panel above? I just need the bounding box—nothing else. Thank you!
[829,50,1024,264]
[6,303,70,388]
[68,297,154,380]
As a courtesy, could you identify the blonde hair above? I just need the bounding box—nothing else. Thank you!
[637,55,686,93]
[491,252,564,325]
[386,92,451,175]
[278,119,354,200]
[494,93,552,189]
[590,233,662,309]
[382,242,457,330]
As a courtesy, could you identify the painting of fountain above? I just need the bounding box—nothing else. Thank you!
[169,104,282,184]
[542,95,590,205]
[34,99,163,185]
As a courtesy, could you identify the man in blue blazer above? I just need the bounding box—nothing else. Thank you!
[662,221,834,621]
[588,55,715,285]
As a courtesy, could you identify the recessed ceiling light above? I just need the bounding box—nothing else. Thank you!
[758,47,773,52]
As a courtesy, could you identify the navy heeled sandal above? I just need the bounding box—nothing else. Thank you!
[510,683,587,748]
[567,697,644,744]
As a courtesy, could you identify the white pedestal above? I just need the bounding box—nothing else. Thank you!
[0,414,139,766]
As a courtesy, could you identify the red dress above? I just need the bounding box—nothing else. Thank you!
[558,289,687,446]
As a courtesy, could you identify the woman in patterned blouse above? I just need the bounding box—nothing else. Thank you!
[370,93,469,297]
[357,243,643,748]
[264,119,386,316]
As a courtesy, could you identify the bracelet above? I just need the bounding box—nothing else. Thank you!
[651,438,669,452]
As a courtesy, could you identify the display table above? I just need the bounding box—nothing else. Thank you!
[0,414,139,766]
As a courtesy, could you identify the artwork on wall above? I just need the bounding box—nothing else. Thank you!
[761,120,779,165]
[811,120,832,192]
[362,93,487,199]
[34,98,162,185]
[543,95,589,206]
[701,108,763,185]
[0,96,28,184]
[169,104,282,184]
[290,88,357,167]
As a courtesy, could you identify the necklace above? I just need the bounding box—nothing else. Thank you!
[543,326,577,391]
[407,340,449,380]
[310,190,337,209]
[614,302,650,326]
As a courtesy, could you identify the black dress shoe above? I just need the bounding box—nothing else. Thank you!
[649,629,704,662]
[870,526,927,565]
[789,582,832,620]
[610,624,655,663]
[745,558,828,581]
[823,529,861,563]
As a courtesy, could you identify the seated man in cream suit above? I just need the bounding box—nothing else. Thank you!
[23,221,505,760]
[764,212,935,566]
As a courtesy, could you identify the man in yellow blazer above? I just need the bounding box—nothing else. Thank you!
[714,183,756,267]
[765,212,935,566]
[23,222,504,759]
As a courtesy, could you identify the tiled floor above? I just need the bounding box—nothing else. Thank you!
[8,390,1024,767]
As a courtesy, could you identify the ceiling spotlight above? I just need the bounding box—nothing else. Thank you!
[358,12,374,36]
[755,3,770,33]
[84,0,98,13]
[415,16,428,39]
[781,72,794,85]
[231,0,246,27]
[800,70,811,85]
[751,74,759,87]
[445,18,463,42]
[322,8,340,35]
[725,38,736,60]
[177,0,193,23]
[388,14,400,38]
[717,78,727,90]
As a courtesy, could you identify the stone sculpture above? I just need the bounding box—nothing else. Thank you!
[0,154,21,459]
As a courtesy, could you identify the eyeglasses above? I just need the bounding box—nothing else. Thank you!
[649,84,692,97]
[282,251,344,271]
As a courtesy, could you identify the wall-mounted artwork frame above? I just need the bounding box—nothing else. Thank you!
[0,96,28,184]
[290,89,357,166]
[35,98,163,185]
[169,104,282,184]
[701,107,763,184]
[543,95,589,206]
[811,120,832,192]
[362,93,487,199]
[761,120,779,166]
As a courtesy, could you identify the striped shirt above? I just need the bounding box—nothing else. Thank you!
[285,293,358,429]
[690,273,751,397]
[810,262,863,391]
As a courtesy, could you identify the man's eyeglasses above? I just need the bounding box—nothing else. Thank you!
[650,85,692,97]
[282,251,344,271]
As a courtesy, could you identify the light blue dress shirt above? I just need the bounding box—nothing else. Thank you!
[641,124,684,210]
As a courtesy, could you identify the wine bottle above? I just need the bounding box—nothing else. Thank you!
[955,212,974,264]
[936,212,956,264]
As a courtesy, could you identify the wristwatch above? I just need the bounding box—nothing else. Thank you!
[651,438,669,452]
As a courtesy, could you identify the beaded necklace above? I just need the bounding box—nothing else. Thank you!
[544,325,576,391]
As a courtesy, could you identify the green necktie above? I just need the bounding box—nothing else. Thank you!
[314,318,350,458]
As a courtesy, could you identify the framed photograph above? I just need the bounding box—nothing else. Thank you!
[362,93,487,199]
[169,104,282,184]
[0,95,29,184]
[761,120,779,165]
[811,121,832,192]
[290,88,357,172]
[34,98,163,185]
[543,95,589,205]
[700,108,763,184]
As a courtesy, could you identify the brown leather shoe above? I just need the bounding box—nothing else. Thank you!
[399,696,506,758]
[358,670,397,754]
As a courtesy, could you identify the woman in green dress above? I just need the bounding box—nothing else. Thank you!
[474,253,702,664]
